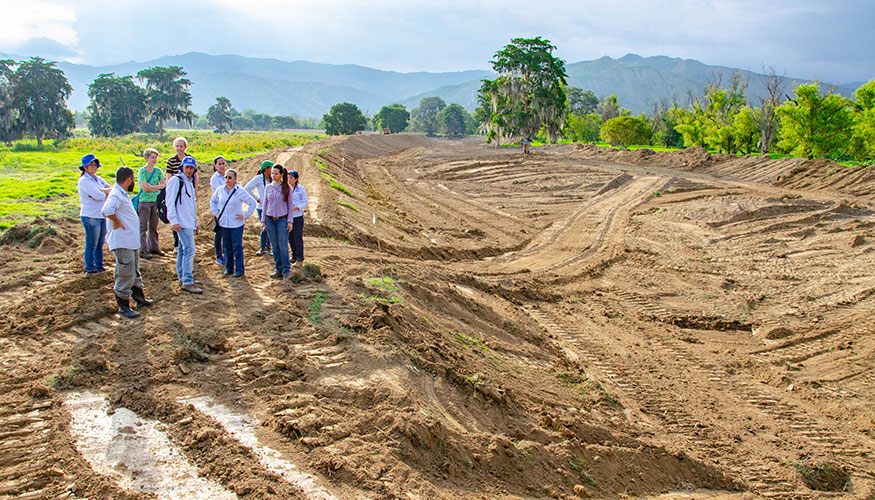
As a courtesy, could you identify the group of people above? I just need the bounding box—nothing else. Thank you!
[76,136,309,318]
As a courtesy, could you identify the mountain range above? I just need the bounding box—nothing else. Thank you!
[0,51,863,118]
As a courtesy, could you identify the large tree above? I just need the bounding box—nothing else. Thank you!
[701,73,748,153]
[0,60,16,144]
[136,65,193,133]
[777,83,852,159]
[11,57,73,146]
[753,67,786,155]
[86,73,148,137]
[437,103,471,137]
[850,80,875,161]
[567,87,599,115]
[478,37,568,144]
[375,104,410,133]
[565,113,602,143]
[600,116,651,148]
[323,102,367,136]
[207,96,233,133]
[410,96,446,135]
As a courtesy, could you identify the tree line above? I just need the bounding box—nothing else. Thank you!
[476,37,875,161]
[320,97,476,137]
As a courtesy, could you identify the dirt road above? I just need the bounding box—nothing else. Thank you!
[1,135,872,499]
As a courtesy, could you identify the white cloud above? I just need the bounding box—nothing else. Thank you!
[0,2,78,50]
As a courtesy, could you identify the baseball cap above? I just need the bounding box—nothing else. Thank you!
[259,160,274,173]
[181,156,197,169]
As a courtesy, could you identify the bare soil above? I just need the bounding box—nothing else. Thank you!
[1,136,873,500]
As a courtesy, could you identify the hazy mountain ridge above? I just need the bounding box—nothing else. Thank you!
[0,51,862,118]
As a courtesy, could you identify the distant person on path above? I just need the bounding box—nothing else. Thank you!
[210,156,228,267]
[210,168,256,277]
[166,156,202,294]
[287,169,309,268]
[245,160,274,256]
[261,165,294,279]
[165,137,194,253]
[136,148,167,259]
[102,166,154,318]
[521,136,531,154]
[77,153,112,274]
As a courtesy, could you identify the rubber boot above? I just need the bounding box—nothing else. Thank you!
[131,286,154,307]
[116,295,141,319]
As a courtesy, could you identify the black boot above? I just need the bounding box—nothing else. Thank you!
[131,286,154,307]
[116,295,141,319]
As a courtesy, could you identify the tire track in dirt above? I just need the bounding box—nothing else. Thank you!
[521,304,812,500]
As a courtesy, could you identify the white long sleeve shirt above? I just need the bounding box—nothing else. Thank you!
[166,173,198,229]
[244,173,269,210]
[78,173,110,218]
[290,184,308,218]
[210,184,256,229]
[210,171,224,192]
[101,184,140,250]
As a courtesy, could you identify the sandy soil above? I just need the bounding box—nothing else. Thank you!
[0,136,873,500]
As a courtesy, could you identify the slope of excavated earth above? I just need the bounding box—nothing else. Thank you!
[1,137,873,500]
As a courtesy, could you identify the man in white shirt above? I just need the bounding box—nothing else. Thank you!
[210,156,228,266]
[102,167,154,318]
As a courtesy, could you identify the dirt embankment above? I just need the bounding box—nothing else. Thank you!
[1,135,873,500]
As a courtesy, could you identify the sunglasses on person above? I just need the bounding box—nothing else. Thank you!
[224,175,235,179]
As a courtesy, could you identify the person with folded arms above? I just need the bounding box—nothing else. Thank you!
[210,168,256,277]
[77,153,112,274]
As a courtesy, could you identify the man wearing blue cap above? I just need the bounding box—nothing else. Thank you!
[77,153,112,274]
[166,156,202,293]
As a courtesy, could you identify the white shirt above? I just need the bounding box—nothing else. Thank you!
[244,173,269,210]
[290,183,308,218]
[210,171,224,193]
[101,184,140,250]
[78,173,110,218]
[210,183,257,229]
[166,173,198,229]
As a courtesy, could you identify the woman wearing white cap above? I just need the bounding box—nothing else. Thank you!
[77,153,112,274]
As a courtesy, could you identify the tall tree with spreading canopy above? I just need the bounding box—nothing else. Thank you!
[600,116,651,148]
[323,102,367,135]
[207,96,233,133]
[753,67,786,154]
[701,73,748,153]
[850,80,875,160]
[567,87,599,115]
[777,83,852,159]
[86,73,148,137]
[410,96,446,135]
[375,104,410,133]
[437,104,471,137]
[136,65,193,133]
[11,57,73,146]
[478,37,568,145]
[0,60,16,144]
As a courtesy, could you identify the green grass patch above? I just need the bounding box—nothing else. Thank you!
[309,290,327,323]
[359,292,402,305]
[791,462,849,491]
[0,131,322,228]
[320,171,352,196]
[364,276,400,292]
[454,332,489,353]
[312,158,328,171]
[336,200,359,212]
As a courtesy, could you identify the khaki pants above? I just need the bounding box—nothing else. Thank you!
[113,248,143,299]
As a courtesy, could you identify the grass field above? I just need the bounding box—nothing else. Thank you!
[0,130,323,229]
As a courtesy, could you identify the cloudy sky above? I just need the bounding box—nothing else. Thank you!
[1,0,872,84]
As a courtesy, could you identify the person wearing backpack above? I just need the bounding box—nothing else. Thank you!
[166,137,194,253]
[137,148,167,259]
[166,156,202,294]
[211,168,256,277]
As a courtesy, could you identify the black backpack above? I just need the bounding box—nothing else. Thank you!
[156,175,185,224]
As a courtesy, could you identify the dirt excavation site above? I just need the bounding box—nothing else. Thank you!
[1,135,874,500]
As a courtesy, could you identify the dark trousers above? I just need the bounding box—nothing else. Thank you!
[289,216,304,262]
[214,230,223,260]
[221,225,244,274]
[256,209,270,249]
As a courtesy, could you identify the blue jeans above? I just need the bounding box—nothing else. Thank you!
[80,216,106,272]
[289,216,304,263]
[221,225,245,274]
[264,216,290,275]
[214,229,223,260]
[256,209,270,249]
[176,228,196,285]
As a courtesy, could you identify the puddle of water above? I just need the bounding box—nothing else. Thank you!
[65,391,238,500]
[179,395,339,500]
